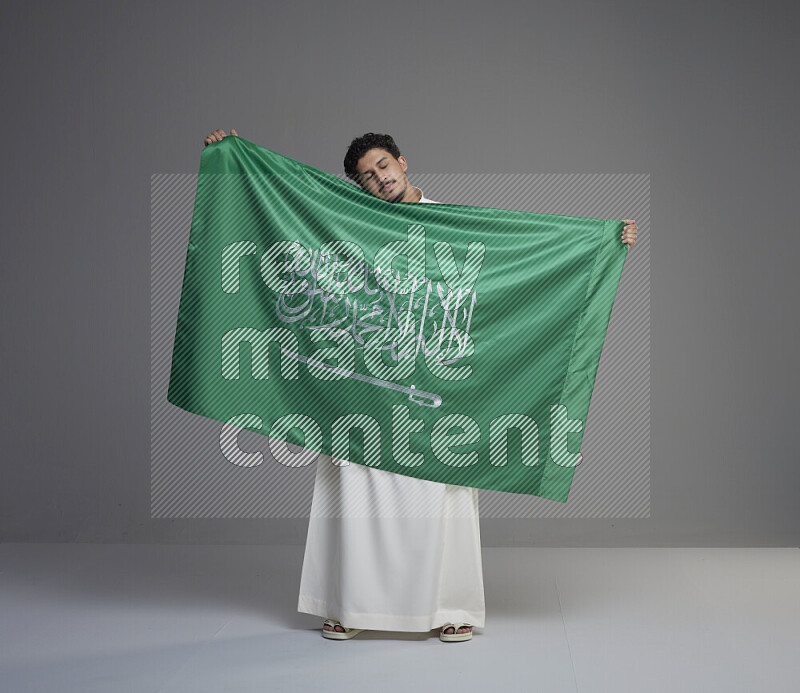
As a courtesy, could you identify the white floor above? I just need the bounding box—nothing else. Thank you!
[0,543,798,693]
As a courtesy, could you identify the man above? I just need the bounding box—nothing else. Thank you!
[203,129,637,642]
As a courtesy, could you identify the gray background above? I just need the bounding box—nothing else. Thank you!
[1,0,796,545]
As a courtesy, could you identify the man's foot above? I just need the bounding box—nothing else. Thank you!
[439,622,473,642]
[442,624,472,634]
[322,618,363,640]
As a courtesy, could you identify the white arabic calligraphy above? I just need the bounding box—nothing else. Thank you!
[274,248,477,365]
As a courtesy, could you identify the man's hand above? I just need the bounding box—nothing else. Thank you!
[621,219,637,250]
[203,129,239,147]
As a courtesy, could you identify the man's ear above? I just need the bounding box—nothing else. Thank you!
[397,155,408,173]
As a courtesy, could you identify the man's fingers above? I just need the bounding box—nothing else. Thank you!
[204,130,222,147]
[204,129,233,147]
[203,128,240,148]
[621,216,637,252]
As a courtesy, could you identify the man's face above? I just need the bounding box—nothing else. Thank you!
[355,148,413,203]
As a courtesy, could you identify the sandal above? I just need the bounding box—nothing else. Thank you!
[322,618,364,640]
[439,622,473,642]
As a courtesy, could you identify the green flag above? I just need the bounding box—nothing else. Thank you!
[167,136,628,502]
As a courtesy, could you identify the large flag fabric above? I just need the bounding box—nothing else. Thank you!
[167,136,628,502]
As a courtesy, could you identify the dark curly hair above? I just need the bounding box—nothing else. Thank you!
[343,132,403,184]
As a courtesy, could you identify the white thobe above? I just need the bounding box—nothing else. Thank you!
[296,188,486,632]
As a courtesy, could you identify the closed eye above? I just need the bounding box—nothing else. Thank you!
[364,166,386,178]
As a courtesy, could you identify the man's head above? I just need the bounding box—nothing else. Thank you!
[343,132,419,203]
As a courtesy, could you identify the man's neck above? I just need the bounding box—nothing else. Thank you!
[406,186,423,203]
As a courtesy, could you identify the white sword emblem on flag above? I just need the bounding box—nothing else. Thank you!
[279,347,442,408]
